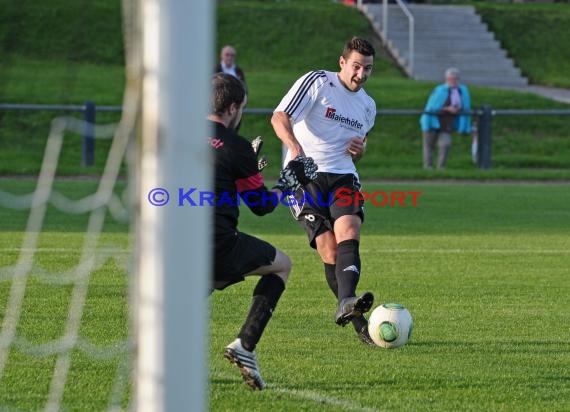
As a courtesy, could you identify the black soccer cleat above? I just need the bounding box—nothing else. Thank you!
[335,291,374,327]
[357,323,376,346]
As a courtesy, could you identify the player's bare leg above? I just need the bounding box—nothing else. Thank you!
[224,250,291,390]
[334,215,361,243]
[246,249,291,282]
[316,230,337,264]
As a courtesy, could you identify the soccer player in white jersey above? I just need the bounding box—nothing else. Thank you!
[271,37,377,344]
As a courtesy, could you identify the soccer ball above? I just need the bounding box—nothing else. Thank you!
[367,303,413,348]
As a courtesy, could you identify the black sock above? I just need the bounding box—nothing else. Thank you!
[238,274,285,351]
[335,239,361,302]
[325,262,364,330]
[351,315,368,333]
[324,263,338,298]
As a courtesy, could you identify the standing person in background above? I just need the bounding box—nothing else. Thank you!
[420,67,471,170]
[215,45,246,86]
[215,45,247,131]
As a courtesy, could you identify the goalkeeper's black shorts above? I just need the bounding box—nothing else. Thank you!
[287,172,364,249]
[213,231,277,291]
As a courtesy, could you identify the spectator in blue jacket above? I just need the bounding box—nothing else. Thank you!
[420,68,471,169]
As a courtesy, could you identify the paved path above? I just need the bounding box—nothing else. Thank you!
[520,86,570,105]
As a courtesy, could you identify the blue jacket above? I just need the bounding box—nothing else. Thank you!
[420,83,472,134]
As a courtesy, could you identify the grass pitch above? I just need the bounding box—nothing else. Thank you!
[0,182,569,411]
[210,182,570,411]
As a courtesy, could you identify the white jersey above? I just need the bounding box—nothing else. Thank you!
[274,70,376,175]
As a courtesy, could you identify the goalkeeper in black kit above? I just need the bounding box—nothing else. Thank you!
[208,73,318,390]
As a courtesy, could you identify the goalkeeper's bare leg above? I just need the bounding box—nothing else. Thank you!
[224,250,291,390]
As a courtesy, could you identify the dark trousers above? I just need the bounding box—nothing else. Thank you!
[423,130,452,169]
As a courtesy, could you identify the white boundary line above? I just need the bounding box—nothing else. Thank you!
[0,248,130,253]
[361,248,570,255]
[213,372,380,412]
[270,386,380,412]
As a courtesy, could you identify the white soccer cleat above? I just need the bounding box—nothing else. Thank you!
[224,338,266,390]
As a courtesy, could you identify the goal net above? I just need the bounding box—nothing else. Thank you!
[0,0,212,410]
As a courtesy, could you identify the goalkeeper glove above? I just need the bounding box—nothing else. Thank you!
[273,156,318,193]
[251,136,268,171]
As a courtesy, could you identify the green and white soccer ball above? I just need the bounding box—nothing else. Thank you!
[367,303,413,348]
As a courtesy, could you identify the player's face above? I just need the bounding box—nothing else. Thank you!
[228,94,247,130]
[339,51,374,91]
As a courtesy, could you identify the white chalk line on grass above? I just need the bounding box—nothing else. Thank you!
[361,248,570,255]
[0,247,130,253]
[213,372,380,412]
[270,386,380,412]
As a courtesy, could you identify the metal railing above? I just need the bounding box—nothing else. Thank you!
[357,0,415,77]
[393,0,415,76]
[0,101,121,167]
[2,102,570,170]
[382,0,415,76]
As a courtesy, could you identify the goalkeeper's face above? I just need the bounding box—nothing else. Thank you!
[339,51,374,92]
[228,94,247,131]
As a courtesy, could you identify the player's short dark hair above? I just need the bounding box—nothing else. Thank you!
[342,37,376,59]
[211,73,246,116]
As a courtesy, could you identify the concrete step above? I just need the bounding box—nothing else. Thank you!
[412,49,508,58]
[393,27,486,34]
[414,69,523,80]
[414,75,528,88]
[388,30,495,41]
[416,69,527,83]
[415,70,524,82]
[413,65,521,77]
[412,55,517,66]
[408,5,479,13]
[390,42,505,55]
[360,4,528,87]
[414,61,521,72]
[366,5,481,20]
[390,36,501,48]
[389,16,484,26]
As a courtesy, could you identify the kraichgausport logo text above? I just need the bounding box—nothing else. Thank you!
[147,188,422,207]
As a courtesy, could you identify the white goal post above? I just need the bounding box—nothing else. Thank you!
[137,0,213,411]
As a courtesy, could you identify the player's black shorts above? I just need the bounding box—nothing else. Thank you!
[213,231,277,290]
[288,172,364,249]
